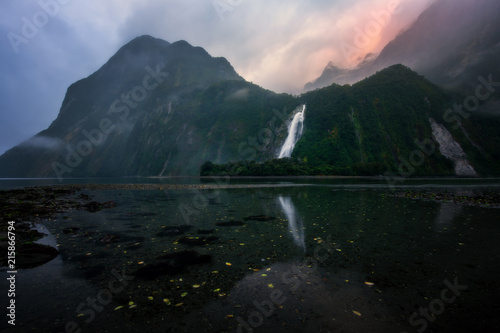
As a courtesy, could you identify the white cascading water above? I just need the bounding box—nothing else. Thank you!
[278,196,305,251]
[278,104,306,158]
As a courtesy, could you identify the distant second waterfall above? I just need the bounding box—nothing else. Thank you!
[278,104,306,158]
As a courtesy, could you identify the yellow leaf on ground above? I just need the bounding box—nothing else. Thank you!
[353,311,362,316]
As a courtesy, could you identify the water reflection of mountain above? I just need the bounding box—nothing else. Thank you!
[278,196,305,251]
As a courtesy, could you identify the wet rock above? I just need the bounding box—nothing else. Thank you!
[78,193,91,200]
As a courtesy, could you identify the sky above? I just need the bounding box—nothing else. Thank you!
[0,0,435,155]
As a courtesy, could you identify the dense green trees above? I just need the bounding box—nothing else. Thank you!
[200,158,387,176]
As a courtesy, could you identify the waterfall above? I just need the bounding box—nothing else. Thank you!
[278,105,306,158]
[278,196,305,251]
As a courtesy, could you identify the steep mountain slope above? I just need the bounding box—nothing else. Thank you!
[207,65,499,177]
[298,65,499,176]
[305,0,500,93]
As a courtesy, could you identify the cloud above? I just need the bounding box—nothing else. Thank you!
[20,136,63,150]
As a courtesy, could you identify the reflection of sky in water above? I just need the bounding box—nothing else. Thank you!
[278,196,305,251]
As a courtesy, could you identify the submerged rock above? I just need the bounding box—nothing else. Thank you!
[99,234,120,243]
[82,201,117,213]
[243,215,276,221]
[135,250,212,280]
[63,227,80,234]
[197,229,215,234]
[155,225,193,237]
[176,236,219,247]
[10,243,60,269]
[215,220,245,226]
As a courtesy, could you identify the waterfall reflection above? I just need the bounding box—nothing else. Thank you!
[278,196,306,250]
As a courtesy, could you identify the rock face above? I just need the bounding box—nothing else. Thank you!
[429,118,477,177]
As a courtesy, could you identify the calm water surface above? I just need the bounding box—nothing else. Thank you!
[1,178,499,332]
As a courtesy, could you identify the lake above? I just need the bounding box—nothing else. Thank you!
[1,177,499,332]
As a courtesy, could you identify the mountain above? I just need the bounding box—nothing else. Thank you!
[0,35,297,178]
[0,36,499,178]
[305,0,500,94]
[206,65,500,177]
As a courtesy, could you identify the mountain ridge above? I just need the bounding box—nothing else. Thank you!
[0,35,499,178]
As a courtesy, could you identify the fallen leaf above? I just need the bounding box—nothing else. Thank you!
[114,306,124,310]
[193,284,201,288]
[181,292,188,297]
[226,262,232,266]
[364,282,375,286]
[148,296,153,300]
[353,311,362,316]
